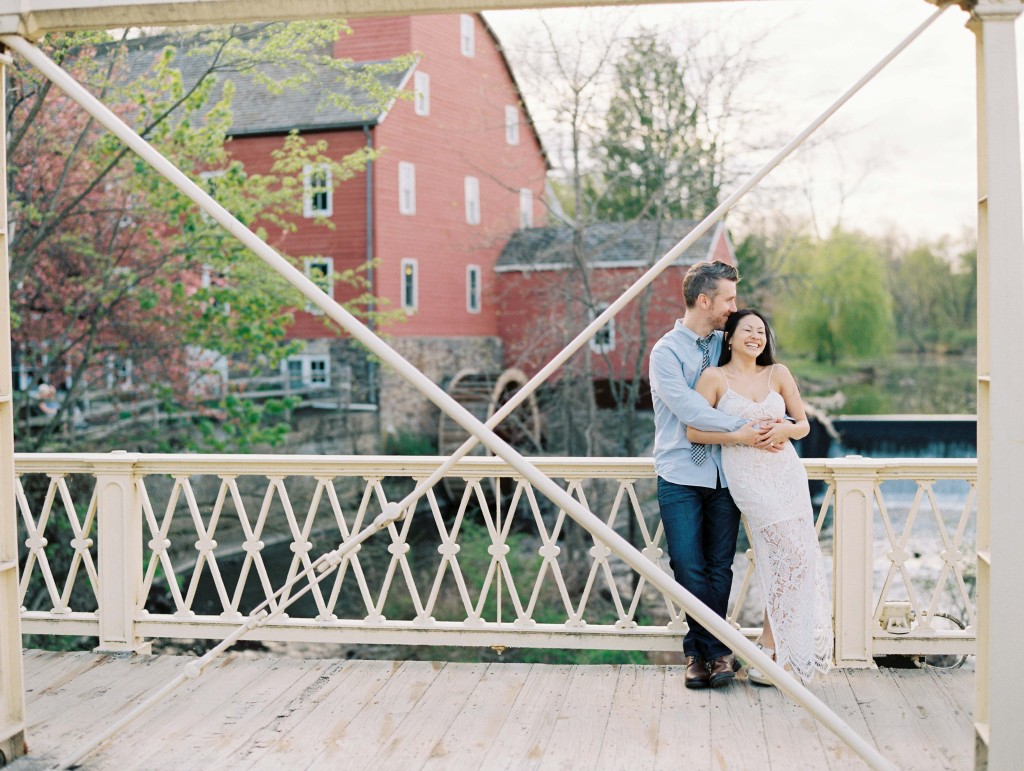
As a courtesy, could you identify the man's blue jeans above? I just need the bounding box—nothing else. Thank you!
[657,476,741,660]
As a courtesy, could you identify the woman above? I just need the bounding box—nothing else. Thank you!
[687,309,833,685]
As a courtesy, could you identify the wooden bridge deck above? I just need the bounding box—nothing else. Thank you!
[10,649,974,770]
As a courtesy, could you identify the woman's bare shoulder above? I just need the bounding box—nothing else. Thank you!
[773,363,800,388]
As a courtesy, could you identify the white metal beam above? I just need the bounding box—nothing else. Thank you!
[0,47,26,765]
[0,0,737,39]
[969,4,1024,769]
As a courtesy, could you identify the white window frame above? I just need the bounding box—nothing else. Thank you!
[466,265,482,314]
[13,358,33,392]
[401,258,419,312]
[282,354,331,389]
[399,162,416,215]
[519,188,534,228]
[105,356,133,390]
[414,71,430,116]
[303,164,333,218]
[201,264,232,316]
[304,256,334,314]
[589,304,616,354]
[460,15,475,57]
[465,176,481,225]
[505,105,520,146]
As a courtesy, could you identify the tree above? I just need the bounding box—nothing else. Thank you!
[7,25,409,451]
[511,19,759,458]
[886,238,977,355]
[775,230,894,364]
[591,32,720,222]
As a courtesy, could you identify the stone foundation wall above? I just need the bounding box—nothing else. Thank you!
[378,336,504,444]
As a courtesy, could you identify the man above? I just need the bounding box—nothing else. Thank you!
[649,260,763,689]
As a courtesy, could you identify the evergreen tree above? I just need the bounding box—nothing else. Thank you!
[590,32,720,222]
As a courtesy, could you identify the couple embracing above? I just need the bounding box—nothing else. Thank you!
[649,260,833,689]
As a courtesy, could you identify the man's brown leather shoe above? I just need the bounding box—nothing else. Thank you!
[684,656,710,689]
[709,654,738,688]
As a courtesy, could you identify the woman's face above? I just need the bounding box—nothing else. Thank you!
[729,314,767,359]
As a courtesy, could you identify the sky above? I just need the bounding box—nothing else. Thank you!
[485,0,1022,246]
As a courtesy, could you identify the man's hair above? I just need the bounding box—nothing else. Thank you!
[682,260,740,308]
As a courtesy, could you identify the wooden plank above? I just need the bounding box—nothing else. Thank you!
[201,658,399,768]
[596,665,663,769]
[757,675,835,770]
[655,664,712,770]
[103,656,336,768]
[20,649,70,684]
[478,664,574,769]
[23,650,111,704]
[12,653,979,771]
[18,654,192,768]
[927,665,976,717]
[22,653,176,744]
[880,668,974,770]
[421,663,533,771]
[269,659,446,769]
[709,675,771,769]
[82,654,272,767]
[370,662,489,768]
[805,670,881,769]
[846,667,943,770]
[537,664,619,771]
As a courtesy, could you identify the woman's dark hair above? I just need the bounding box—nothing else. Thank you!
[719,309,776,367]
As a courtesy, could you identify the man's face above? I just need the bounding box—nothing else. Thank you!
[705,280,738,330]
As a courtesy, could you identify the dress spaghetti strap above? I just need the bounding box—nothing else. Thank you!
[766,363,777,390]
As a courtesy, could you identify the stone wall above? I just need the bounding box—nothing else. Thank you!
[378,336,504,444]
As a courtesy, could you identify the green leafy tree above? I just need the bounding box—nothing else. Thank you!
[775,230,895,364]
[591,32,720,222]
[889,245,965,353]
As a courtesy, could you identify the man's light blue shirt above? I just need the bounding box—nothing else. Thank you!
[650,319,746,488]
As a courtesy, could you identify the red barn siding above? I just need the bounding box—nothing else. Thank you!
[226,131,370,339]
[497,233,737,382]
[230,14,548,344]
[335,17,413,61]
[372,14,547,338]
[497,267,692,383]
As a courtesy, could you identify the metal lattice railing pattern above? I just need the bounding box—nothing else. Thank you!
[14,454,976,657]
[872,474,977,634]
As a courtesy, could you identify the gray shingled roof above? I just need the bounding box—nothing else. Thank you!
[113,32,413,135]
[496,221,722,271]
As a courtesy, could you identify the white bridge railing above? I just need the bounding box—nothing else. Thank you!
[14,453,976,667]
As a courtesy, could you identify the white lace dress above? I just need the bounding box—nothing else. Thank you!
[718,381,834,682]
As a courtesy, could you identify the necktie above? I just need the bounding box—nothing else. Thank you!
[690,335,712,465]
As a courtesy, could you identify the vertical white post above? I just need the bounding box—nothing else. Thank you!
[830,459,878,668]
[93,452,148,653]
[969,3,1024,768]
[0,48,27,764]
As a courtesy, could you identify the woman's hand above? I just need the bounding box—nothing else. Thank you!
[733,422,781,451]
[754,418,791,451]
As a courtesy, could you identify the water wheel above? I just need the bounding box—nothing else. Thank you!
[439,367,543,497]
